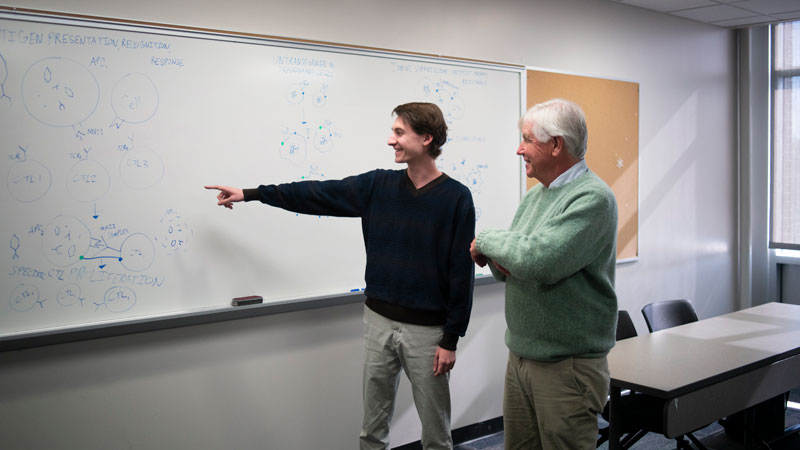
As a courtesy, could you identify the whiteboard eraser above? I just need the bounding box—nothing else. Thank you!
[232,295,263,306]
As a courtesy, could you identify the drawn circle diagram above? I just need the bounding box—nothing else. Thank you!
[120,233,155,272]
[103,286,136,313]
[418,77,435,98]
[66,159,111,202]
[0,52,7,81]
[286,82,306,104]
[281,133,307,165]
[417,78,465,122]
[42,215,91,266]
[435,88,465,121]
[466,170,483,194]
[111,73,159,123]
[312,89,327,108]
[22,57,100,127]
[7,159,52,202]
[0,52,9,101]
[314,127,334,153]
[56,283,82,307]
[0,52,6,80]
[10,283,40,312]
[120,147,164,189]
[155,213,192,255]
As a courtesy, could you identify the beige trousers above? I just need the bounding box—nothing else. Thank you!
[503,351,609,450]
[359,305,452,450]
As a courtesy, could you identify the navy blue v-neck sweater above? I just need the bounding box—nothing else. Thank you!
[243,169,475,349]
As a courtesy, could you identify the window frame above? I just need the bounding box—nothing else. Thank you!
[769,21,800,252]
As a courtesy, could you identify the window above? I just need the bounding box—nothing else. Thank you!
[771,20,800,250]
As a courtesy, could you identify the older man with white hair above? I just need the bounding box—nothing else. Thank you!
[471,98,619,450]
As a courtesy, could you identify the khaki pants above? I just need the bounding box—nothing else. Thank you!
[503,351,609,450]
[359,305,452,450]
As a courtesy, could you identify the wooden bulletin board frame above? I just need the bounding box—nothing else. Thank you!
[526,69,639,261]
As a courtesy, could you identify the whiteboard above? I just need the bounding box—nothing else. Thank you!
[0,12,523,338]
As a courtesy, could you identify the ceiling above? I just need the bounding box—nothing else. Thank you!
[608,0,800,28]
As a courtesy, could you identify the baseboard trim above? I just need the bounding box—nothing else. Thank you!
[392,416,503,450]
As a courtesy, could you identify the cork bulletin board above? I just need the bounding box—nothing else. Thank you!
[526,69,639,260]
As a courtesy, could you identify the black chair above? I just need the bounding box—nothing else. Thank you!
[641,299,698,332]
[633,299,708,449]
[597,310,645,447]
[615,309,637,341]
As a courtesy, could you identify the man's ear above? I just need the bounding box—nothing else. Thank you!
[422,133,434,147]
[551,136,563,157]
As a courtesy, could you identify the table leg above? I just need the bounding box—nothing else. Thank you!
[609,385,622,450]
[743,407,755,450]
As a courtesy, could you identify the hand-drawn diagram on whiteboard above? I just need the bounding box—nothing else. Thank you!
[418,77,466,123]
[7,146,52,203]
[279,118,340,167]
[0,51,10,104]
[66,158,111,202]
[119,145,165,190]
[1,13,521,338]
[436,155,488,221]
[278,77,341,179]
[2,18,189,334]
[109,73,159,129]
[154,209,191,256]
[22,57,99,127]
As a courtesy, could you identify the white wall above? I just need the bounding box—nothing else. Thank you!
[0,0,738,448]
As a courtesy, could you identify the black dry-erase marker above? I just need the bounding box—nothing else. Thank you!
[232,295,263,306]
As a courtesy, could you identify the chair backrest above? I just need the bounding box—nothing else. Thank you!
[641,299,699,332]
[616,310,638,340]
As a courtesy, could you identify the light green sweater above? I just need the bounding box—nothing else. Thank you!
[476,170,618,362]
